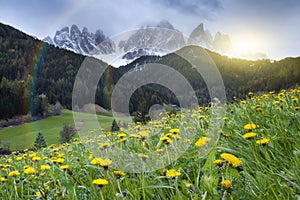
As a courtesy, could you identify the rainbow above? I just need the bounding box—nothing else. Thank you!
[47,1,90,35]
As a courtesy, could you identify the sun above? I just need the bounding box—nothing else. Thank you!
[230,32,268,59]
[233,35,262,52]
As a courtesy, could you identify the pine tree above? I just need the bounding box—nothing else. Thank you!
[111,119,120,132]
[34,132,47,149]
[133,111,150,124]
[60,124,76,143]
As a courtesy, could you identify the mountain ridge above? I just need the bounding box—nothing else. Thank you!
[44,21,234,66]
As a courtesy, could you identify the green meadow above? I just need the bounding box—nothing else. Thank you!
[0,110,113,150]
[0,88,299,199]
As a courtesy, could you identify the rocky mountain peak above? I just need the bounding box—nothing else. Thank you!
[57,26,69,35]
[82,27,89,34]
[48,24,115,55]
[121,20,185,60]
[188,23,232,53]
[157,20,174,30]
[70,25,81,41]
[44,21,235,67]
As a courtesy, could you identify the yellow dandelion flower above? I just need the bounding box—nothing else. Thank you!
[256,138,270,145]
[243,132,257,139]
[220,131,230,137]
[138,153,149,159]
[198,115,206,119]
[114,170,126,178]
[50,157,64,164]
[36,191,42,197]
[92,178,108,187]
[164,133,173,138]
[185,182,192,188]
[29,152,37,158]
[291,96,298,102]
[221,180,232,190]
[0,177,7,182]
[91,158,101,165]
[160,136,172,144]
[213,159,223,165]
[191,113,197,117]
[243,123,258,130]
[195,137,211,147]
[256,107,263,112]
[129,134,141,139]
[40,165,51,171]
[166,169,181,178]
[138,153,149,161]
[60,165,70,170]
[24,167,36,175]
[32,156,41,161]
[117,138,127,143]
[138,131,149,137]
[16,156,23,161]
[117,133,126,138]
[156,149,163,154]
[99,158,112,167]
[91,158,112,169]
[99,143,111,149]
[23,165,30,169]
[9,170,20,177]
[170,128,179,134]
[220,153,242,167]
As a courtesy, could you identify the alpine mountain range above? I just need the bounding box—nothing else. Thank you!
[44,20,262,66]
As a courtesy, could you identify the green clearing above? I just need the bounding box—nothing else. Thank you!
[0,110,113,150]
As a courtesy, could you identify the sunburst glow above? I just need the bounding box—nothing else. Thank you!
[231,32,268,59]
[233,34,263,52]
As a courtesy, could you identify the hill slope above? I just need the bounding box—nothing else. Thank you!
[0,87,299,199]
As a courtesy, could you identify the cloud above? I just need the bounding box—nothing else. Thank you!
[150,0,223,18]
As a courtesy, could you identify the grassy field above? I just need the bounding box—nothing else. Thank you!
[0,88,299,199]
[0,110,113,150]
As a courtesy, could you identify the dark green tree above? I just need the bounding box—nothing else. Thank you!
[34,132,47,149]
[60,124,76,143]
[111,119,120,132]
[133,111,150,125]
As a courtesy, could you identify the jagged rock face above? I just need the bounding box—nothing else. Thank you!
[44,21,233,67]
[51,25,115,55]
[213,32,232,52]
[188,23,232,53]
[122,20,186,60]
[188,23,213,48]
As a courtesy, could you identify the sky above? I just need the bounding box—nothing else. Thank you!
[0,0,299,60]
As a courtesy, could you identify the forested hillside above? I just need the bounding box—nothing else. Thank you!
[120,47,300,113]
[1,22,300,120]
